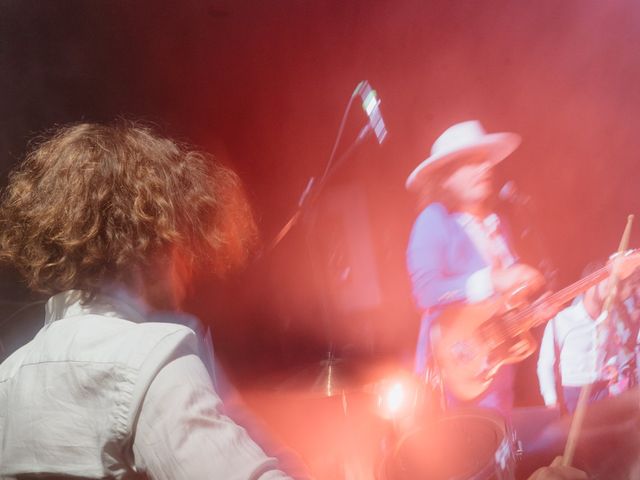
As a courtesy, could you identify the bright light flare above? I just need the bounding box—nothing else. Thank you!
[383,382,405,414]
[374,374,417,420]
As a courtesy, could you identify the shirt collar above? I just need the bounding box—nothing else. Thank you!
[45,288,150,325]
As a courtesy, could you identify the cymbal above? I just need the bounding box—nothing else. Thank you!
[274,356,372,397]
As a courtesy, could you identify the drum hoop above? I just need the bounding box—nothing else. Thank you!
[387,408,515,480]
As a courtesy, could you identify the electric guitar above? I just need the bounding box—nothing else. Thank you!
[431,250,640,401]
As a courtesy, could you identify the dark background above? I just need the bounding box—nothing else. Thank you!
[1,0,640,403]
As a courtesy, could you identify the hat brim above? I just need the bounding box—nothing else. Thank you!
[405,132,521,191]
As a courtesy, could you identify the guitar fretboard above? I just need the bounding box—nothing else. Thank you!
[501,263,613,339]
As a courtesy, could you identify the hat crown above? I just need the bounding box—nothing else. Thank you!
[431,120,487,157]
[405,119,519,191]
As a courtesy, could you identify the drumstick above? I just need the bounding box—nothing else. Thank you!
[562,214,634,466]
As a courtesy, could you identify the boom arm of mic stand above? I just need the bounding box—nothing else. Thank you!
[267,125,375,252]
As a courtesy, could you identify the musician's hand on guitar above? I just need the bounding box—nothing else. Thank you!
[527,456,587,480]
[608,250,640,280]
[492,264,545,297]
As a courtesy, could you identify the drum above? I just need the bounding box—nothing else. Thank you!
[380,409,517,480]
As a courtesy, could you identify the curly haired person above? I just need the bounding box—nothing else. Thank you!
[0,122,295,480]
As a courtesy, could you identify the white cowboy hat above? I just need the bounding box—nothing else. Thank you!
[405,120,521,191]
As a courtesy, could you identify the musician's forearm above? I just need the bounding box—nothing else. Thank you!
[409,268,470,306]
[538,365,558,406]
[537,324,558,405]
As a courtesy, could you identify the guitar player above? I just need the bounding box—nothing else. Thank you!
[405,120,545,415]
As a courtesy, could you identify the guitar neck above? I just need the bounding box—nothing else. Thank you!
[546,266,612,310]
[519,264,612,330]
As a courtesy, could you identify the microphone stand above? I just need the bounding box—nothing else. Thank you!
[269,79,386,252]
[268,123,378,252]
[267,96,384,393]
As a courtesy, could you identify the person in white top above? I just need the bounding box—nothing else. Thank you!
[537,262,636,413]
[0,122,299,479]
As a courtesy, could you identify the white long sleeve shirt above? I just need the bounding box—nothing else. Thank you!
[537,298,609,405]
[0,290,292,480]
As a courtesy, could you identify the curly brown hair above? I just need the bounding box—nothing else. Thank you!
[0,121,257,295]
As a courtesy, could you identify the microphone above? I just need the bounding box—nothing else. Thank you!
[499,180,531,206]
[354,80,388,144]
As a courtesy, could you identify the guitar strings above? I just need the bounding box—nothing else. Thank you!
[493,264,612,344]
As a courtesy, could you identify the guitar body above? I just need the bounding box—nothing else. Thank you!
[431,299,537,401]
[429,250,640,402]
